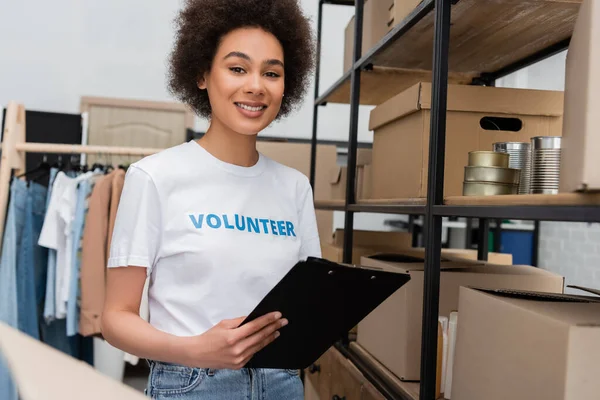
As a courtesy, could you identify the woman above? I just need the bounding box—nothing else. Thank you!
[101,0,320,398]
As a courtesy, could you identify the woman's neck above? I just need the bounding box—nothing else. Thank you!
[197,119,259,168]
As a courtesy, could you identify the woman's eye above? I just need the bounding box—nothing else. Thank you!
[265,72,281,78]
[230,67,245,74]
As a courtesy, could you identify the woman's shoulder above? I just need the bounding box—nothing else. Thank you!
[261,154,312,194]
[130,141,196,179]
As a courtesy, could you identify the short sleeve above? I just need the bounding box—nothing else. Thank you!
[297,177,322,261]
[38,172,67,250]
[107,165,162,271]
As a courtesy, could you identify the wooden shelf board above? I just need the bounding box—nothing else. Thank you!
[321,66,474,105]
[314,200,346,210]
[373,0,581,74]
[444,193,600,206]
[320,0,581,106]
[358,198,427,206]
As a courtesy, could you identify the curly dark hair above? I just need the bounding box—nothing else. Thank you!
[167,0,315,120]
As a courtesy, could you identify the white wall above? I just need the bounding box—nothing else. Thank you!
[0,1,373,143]
[498,51,600,291]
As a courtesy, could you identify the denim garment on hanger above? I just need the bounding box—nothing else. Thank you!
[67,179,94,336]
[0,178,29,400]
[42,168,59,321]
[17,180,48,339]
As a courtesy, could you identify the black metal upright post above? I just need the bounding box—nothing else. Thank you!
[494,218,502,253]
[342,0,364,264]
[532,220,540,267]
[478,219,489,261]
[309,0,325,191]
[420,0,451,399]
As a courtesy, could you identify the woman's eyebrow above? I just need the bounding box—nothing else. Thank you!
[224,51,251,61]
[224,51,283,68]
[264,59,284,68]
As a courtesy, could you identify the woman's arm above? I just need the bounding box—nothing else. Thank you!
[101,266,188,364]
[102,266,286,369]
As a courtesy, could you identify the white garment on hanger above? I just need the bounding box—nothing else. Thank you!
[39,171,95,318]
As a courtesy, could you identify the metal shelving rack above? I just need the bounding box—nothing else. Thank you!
[309,1,593,399]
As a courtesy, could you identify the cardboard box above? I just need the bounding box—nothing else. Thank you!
[387,0,422,31]
[369,82,564,198]
[321,229,412,264]
[343,0,393,72]
[330,149,373,201]
[0,322,146,399]
[356,254,564,381]
[398,247,513,265]
[316,210,334,246]
[560,0,600,192]
[452,287,600,400]
[257,141,337,242]
[256,141,337,202]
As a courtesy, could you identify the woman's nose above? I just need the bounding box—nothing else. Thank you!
[243,73,265,96]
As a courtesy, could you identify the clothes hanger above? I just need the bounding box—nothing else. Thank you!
[15,154,51,180]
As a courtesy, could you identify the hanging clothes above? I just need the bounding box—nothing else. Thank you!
[17,180,48,339]
[79,169,125,337]
[0,177,48,400]
[38,171,95,319]
[0,178,28,400]
[38,168,81,357]
[67,173,102,336]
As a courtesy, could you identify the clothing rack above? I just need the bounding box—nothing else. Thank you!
[0,101,164,248]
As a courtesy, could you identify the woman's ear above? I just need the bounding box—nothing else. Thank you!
[197,72,208,90]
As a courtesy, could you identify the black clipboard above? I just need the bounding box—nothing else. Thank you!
[241,257,410,369]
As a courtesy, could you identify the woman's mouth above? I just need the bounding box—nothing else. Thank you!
[235,102,267,112]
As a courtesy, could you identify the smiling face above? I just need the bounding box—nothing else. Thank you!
[198,27,285,136]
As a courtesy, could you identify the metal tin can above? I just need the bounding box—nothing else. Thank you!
[492,142,531,194]
[530,136,561,194]
[462,181,519,196]
[467,151,510,168]
[464,166,521,185]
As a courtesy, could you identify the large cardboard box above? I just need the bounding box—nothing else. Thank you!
[369,82,564,198]
[343,0,393,72]
[0,322,146,399]
[387,0,422,31]
[321,229,412,264]
[397,246,513,265]
[560,0,600,192]
[257,141,337,241]
[356,254,564,381]
[452,287,600,400]
[330,149,373,201]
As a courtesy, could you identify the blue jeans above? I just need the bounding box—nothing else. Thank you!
[0,178,29,400]
[17,180,48,339]
[145,362,303,400]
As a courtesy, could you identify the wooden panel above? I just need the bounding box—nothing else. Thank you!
[361,382,387,400]
[305,349,334,400]
[322,67,474,105]
[444,193,600,206]
[86,104,188,165]
[375,0,581,74]
[349,342,421,400]
[330,348,364,400]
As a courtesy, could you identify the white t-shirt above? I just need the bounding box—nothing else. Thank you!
[39,171,95,318]
[108,140,321,337]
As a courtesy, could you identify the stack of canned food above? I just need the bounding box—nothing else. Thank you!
[463,151,521,196]
[463,137,562,196]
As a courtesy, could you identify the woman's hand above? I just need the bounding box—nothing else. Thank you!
[184,312,288,370]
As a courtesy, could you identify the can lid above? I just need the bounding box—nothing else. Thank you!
[531,136,562,149]
[493,142,531,152]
